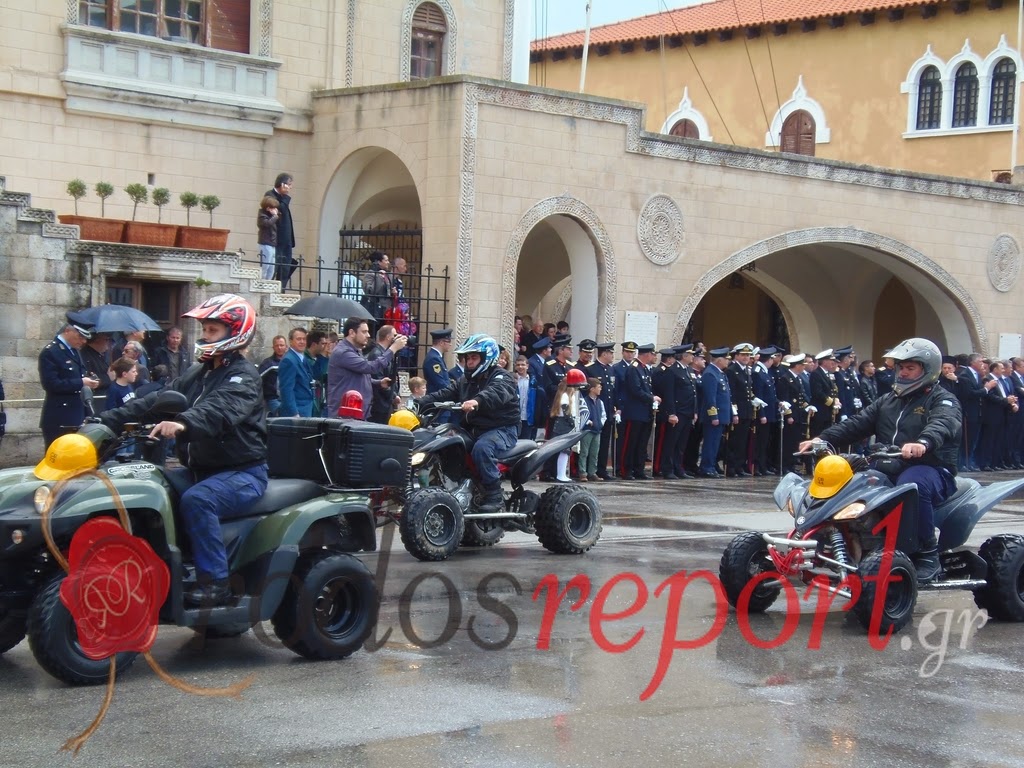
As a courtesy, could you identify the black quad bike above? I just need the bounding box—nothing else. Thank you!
[380,403,602,561]
[0,392,380,685]
[719,443,1024,634]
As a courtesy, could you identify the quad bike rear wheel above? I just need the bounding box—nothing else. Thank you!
[851,549,917,635]
[536,484,602,554]
[272,552,378,660]
[27,575,138,685]
[974,534,1024,621]
[400,488,465,561]
[719,531,782,613]
[0,604,27,654]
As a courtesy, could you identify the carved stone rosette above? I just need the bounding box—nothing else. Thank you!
[637,194,684,266]
[987,234,1021,293]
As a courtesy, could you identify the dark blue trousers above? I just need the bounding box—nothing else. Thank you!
[180,464,269,580]
[896,463,956,544]
[700,422,724,474]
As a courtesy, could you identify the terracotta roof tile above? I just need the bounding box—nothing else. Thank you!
[533,0,936,51]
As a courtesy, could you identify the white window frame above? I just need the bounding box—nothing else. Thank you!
[765,76,830,148]
[661,87,712,141]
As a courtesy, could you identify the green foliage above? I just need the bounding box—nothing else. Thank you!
[194,276,213,287]
[179,191,199,225]
[66,179,87,215]
[200,195,221,227]
[152,187,171,223]
[95,182,114,217]
[125,183,148,221]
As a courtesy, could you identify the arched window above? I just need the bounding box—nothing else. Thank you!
[780,110,815,156]
[990,58,1017,126]
[916,66,942,130]
[952,62,979,127]
[670,119,700,139]
[410,2,447,80]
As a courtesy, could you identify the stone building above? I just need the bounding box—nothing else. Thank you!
[0,0,1021,463]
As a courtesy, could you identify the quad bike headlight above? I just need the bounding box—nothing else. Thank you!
[410,452,427,467]
[33,485,51,514]
[834,502,867,520]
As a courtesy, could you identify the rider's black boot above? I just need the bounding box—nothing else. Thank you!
[477,486,503,514]
[913,536,942,583]
[186,578,233,607]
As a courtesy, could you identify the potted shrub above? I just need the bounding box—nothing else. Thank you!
[175,192,230,251]
[58,179,126,242]
[122,183,179,246]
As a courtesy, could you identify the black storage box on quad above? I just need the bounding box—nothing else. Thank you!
[267,417,330,482]
[324,420,413,488]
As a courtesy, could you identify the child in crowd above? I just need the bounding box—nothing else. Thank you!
[549,375,589,483]
[514,355,535,438]
[579,377,606,482]
[257,195,280,281]
[406,376,426,410]
[106,357,138,410]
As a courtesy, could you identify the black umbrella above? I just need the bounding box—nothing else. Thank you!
[68,304,163,333]
[284,295,374,322]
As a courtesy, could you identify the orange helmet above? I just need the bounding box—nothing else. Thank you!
[565,368,587,388]
[183,293,256,362]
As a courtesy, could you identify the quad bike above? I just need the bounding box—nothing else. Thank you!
[0,391,379,685]
[719,442,1024,634]
[382,403,602,561]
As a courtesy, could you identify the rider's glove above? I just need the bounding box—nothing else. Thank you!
[840,415,849,422]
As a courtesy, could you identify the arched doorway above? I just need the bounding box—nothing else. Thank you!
[675,228,985,360]
[502,196,616,349]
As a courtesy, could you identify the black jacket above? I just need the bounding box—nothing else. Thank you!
[818,384,962,472]
[419,365,520,436]
[365,342,398,424]
[101,352,267,471]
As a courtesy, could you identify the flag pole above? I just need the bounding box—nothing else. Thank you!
[579,0,593,92]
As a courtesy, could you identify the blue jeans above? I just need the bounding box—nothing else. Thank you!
[472,425,519,489]
[896,464,956,544]
[266,398,281,417]
[179,464,269,580]
[259,244,276,280]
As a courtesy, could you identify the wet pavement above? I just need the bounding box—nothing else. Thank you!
[3,471,1024,768]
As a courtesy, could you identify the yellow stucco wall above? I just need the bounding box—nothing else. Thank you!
[531,7,1020,180]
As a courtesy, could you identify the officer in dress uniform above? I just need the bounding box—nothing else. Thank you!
[669,344,698,478]
[612,342,638,413]
[809,348,841,437]
[585,341,617,480]
[699,347,733,477]
[682,346,705,476]
[543,334,573,413]
[574,339,596,372]
[776,353,810,473]
[528,337,552,435]
[39,314,101,449]
[619,343,658,480]
[752,346,780,476]
[651,348,678,478]
[423,328,454,394]
[725,342,756,477]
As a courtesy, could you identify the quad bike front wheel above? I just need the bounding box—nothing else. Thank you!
[27,575,138,685]
[0,603,27,654]
[536,484,602,554]
[851,549,918,635]
[974,534,1024,621]
[272,552,378,660]
[400,488,465,561]
[719,531,782,613]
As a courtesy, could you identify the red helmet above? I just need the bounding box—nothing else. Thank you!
[565,368,587,388]
[182,293,256,362]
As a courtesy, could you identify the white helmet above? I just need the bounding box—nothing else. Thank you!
[888,337,941,397]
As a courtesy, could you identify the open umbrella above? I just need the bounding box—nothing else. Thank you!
[284,295,374,322]
[68,305,163,333]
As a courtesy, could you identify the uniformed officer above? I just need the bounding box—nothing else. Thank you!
[39,314,101,448]
[670,344,699,478]
[776,353,812,473]
[574,339,596,372]
[809,349,840,437]
[725,342,756,477]
[751,346,780,476]
[619,343,659,479]
[528,337,552,434]
[699,347,733,477]
[652,348,682,478]
[612,341,638,413]
[585,341,617,480]
[423,328,454,394]
[543,334,573,413]
[834,346,859,418]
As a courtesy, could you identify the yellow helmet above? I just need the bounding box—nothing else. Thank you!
[388,409,420,431]
[809,455,854,499]
[34,434,99,481]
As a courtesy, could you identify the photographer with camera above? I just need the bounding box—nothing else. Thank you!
[328,317,407,420]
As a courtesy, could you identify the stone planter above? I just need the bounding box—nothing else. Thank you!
[175,226,230,251]
[58,215,126,243]
[123,221,180,247]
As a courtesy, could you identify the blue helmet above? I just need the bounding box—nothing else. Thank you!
[455,334,500,378]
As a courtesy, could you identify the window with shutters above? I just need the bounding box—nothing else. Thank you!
[780,110,815,156]
[990,58,1017,126]
[411,3,447,80]
[952,63,979,128]
[74,0,251,53]
[670,119,700,139]
[915,66,942,130]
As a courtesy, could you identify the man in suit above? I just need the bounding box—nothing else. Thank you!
[423,328,454,394]
[39,313,100,448]
[277,327,314,418]
[1009,357,1024,469]
[699,347,733,477]
[956,353,990,471]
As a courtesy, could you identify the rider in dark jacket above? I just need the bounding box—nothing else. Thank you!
[100,294,267,606]
[801,337,960,583]
[418,333,520,511]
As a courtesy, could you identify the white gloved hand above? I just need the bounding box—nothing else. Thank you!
[778,401,792,411]
[751,398,767,409]
[731,404,738,416]
[853,398,863,409]
[834,402,842,411]
[806,405,818,415]
[614,412,621,424]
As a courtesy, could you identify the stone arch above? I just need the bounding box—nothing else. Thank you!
[399,0,459,82]
[672,227,987,353]
[500,195,617,350]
